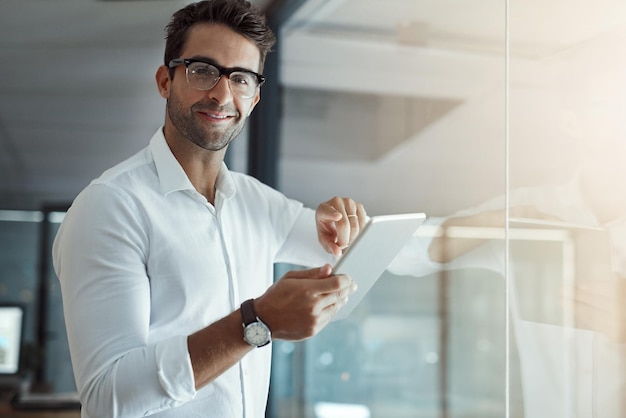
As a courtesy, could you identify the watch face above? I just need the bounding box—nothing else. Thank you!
[244,321,271,347]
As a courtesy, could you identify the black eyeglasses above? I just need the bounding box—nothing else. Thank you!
[168,58,265,99]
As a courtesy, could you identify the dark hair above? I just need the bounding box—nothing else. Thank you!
[164,0,276,75]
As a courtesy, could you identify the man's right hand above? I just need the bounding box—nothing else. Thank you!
[253,264,357,341]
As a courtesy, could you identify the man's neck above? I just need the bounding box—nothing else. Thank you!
[164,133,226,205]
[182,154,223,205]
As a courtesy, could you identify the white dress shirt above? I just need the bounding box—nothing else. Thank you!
[53,129,333,418]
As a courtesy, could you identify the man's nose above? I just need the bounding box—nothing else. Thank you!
[206,75,234,104]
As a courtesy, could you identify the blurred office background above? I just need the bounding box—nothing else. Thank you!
[1,0,626,417]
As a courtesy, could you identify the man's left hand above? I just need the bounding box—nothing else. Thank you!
[316,196,367,257]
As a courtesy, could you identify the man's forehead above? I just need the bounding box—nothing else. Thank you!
[182,23,261,70]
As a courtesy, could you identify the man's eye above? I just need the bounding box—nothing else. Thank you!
[191,65,218,77]
[230,73,252,85]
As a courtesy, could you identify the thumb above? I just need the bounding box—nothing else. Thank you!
[287,264,333,279]
[317,264,332,278]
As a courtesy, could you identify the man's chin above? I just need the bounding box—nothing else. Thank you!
[190,134,233,152]
[184,121,243,151]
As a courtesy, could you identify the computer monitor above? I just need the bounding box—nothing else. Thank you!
[0,305,24,376]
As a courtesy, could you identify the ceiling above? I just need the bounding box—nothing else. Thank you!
[1,0,625,210]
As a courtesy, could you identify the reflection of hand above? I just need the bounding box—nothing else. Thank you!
[428,205,561,263]
[568,276,626,342]
[509,205,562,222]
[316,196,367,257]
[254,264,357,341]
[450,205,561,229]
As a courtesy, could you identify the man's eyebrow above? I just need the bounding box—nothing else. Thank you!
[189,55,218,65]
[189,55,258,74]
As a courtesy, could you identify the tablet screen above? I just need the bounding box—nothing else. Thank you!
[331,213,426,320]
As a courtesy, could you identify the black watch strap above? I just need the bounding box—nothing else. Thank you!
[241,299,258,326]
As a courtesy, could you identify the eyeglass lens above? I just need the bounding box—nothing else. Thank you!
[187,62,258,99]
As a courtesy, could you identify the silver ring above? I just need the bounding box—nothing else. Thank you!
[347,214,358,218]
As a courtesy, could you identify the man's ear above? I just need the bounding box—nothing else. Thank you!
[155,65,171,99]
[247,91,261,116]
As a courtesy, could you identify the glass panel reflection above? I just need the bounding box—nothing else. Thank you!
[273,0,507,415]
[508,4,626,417]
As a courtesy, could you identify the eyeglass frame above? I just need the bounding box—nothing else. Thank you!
[168,58,266,97]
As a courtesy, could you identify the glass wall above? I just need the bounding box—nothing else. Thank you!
[271,0,510,416]
[508,3,626,418]
[269,1,626,418]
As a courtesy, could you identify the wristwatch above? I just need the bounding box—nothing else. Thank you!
[241,299,272,347]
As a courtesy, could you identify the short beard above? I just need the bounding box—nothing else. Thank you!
[166,94,246,152]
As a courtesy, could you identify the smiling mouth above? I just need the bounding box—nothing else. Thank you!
[198,111,234,122]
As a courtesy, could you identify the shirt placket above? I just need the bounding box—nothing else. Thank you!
[213,196,252,418]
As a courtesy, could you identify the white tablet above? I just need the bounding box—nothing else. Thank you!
[331,213,427,321]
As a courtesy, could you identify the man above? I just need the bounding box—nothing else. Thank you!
[52,1,366,417]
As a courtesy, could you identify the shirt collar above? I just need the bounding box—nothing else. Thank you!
[149,128,236,200]
[215,160,236,201]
